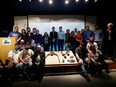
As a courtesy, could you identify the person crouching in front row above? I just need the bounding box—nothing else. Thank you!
[88,44,110,77]
[18,42,34,80]
[33,45,45,82]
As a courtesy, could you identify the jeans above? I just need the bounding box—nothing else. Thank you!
[18,62,33,79]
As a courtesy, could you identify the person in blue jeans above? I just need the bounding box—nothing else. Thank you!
[75,42,90,82]
[18,42,34,80]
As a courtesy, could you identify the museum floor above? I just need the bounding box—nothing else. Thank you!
[5,69,116,87]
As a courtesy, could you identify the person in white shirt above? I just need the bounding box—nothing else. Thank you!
[8,43,20,80]
[86,37,98,52]
[34,45,45,82]
[88,44,110,77]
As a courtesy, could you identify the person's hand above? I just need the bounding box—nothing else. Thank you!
[94,62,101,65]
[88,60,91,65]
[15,62,19,65]
[78,59,83,65]
[8,62,13,68]
[24,62,27,65]
[86,40,89,43]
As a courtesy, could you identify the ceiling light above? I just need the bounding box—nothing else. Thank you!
[94,0,97,2]
[65,0,69,4]
[76,0,79,2]
[39,0,43,3]
[49,0,53,4]
[19,0,22,2]
[85,0,88,2]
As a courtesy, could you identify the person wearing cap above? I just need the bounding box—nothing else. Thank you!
[75,42,91,82]
[34,45,45,82]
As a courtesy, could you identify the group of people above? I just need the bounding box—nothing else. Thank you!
[5,22,116,82]
[7,23,116,60]
[8,42,45,82]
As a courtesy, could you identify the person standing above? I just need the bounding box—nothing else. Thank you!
[43,32,50,51]
[58,26,65,51]
[50,26,58,51]
[103,23,115,60]
[8,26,21,43]
[93,25,103,50]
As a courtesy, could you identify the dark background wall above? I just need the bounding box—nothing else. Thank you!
[0,0,116,34]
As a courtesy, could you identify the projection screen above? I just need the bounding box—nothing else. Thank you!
[28,15,85,35]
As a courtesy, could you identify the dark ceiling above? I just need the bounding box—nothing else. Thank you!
[0,0,115,15]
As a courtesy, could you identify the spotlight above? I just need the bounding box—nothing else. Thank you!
[49,0,53,4]
[65,0,69,4]
[94,0,97,2]
[19,0,22,1]
[76,0,79,2]
[85,0,88,2]
[29,0,31,2]
[39,0,43,3]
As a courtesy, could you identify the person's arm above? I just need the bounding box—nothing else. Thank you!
[75,49,83,64]
[19,57,27,65]
[98,50,102,55]
[8,50,14,68]
[75,53,83,64]
[86,43,90,52]
[17,37,21,43]
[87,53,91,65]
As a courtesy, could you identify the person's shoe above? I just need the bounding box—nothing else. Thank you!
[85,76,91,82]
[112,58,116,62]
[106,70,110,73]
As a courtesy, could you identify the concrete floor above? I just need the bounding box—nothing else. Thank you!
[2,69,116,87]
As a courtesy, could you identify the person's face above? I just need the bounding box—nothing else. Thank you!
[31,40,35,44]
[74,28,77,32]
[27,27,30,32]
[80,44,84,48]
[86,26,90,31]
[89,37,93,42]
[14,27,18,32]
[91,46,96,52]
[20,39,24,44]
[107,25,112,30]
[77,31,80,34]
[59,27,62,32]
[14,45,19,50]
[71,31,74,36]
[52,27,55,31]
[44,32,48,36]
[22,29,25,33]
[94,25,98,29]
[66,29,70,33]
[36,30,39,34]
[33,28,36,32]
[36,47,41,51]
[25,45,30,50]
